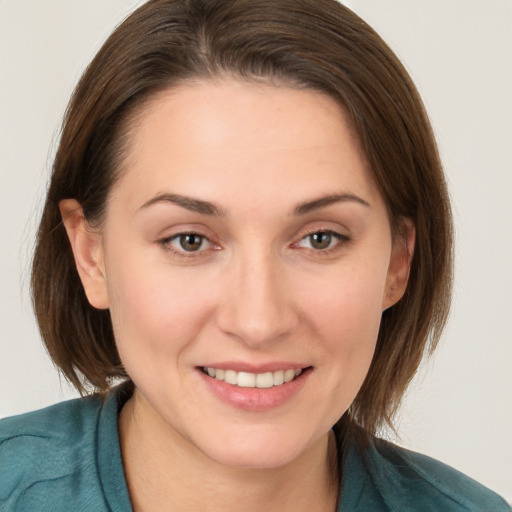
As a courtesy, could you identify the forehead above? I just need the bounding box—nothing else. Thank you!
[111,79,380,213]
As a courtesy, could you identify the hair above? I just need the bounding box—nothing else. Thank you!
[31,0,453,442]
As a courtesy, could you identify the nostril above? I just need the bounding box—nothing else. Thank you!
[216,300,299,347]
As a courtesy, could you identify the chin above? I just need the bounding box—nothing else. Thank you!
[193,425,323,470]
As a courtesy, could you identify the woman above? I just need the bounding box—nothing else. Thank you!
[0,0,509,510]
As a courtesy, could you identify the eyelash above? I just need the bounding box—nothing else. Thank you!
[293,229,350,255]
[158,229,350,258]
[159,232,216,258]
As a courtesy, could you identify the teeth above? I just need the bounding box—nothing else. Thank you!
[237,372,256,388]
[256,372,274,388]
[273,370,284,386]
[284,369,295,383]
[224,370,237,385]
[203,367,304,388]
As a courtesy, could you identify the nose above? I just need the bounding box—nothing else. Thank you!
[216,249,298,348]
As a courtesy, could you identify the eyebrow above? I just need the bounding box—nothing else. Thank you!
[294,193,370,215]
[139,191,370,217]
[139,193,225,216]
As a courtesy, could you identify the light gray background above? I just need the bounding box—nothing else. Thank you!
[1,0,511,502]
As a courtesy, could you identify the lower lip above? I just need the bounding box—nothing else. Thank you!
[197,368,311,412]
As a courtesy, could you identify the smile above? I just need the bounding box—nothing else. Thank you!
[202,367,303,388]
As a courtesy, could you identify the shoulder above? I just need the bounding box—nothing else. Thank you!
[0,395,106,511]
[363,437,510,511]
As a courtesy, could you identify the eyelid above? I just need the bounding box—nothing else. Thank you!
[158,230,220,258]
[291,228,351,254]
[157,224,351,258]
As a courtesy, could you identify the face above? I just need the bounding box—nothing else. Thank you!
[64,80,412,469]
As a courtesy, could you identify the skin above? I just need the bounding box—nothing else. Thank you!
[61,80,414,511]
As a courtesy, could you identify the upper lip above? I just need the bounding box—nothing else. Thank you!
[198,362,311,373]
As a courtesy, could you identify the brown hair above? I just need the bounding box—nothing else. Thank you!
[31,0,453,439]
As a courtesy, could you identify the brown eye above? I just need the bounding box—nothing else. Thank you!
[296,230,348,252]
[179,234,205,251]
[309,231,333,250]
[160,232,216,257]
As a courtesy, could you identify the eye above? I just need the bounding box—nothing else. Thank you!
[296,230,347,251]
[163,233,211,253]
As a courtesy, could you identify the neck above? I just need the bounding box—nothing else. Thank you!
[119,389,339,512]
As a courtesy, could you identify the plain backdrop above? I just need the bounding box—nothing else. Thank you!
[1,0,511,502]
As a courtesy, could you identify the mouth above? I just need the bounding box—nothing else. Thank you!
[200,366,311,389]
[198,364,313,411]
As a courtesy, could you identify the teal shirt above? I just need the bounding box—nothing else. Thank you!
[1,387,509,511]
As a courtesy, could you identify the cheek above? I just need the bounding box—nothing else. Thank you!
[105,257,214,374]
[304,260,387,345]
[298,260,388,402]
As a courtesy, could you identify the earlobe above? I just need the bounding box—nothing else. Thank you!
[59,199,109,310]
[382,218,415,311]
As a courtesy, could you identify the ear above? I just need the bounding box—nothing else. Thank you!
[382,218,415,311]
[59,199,109,310]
